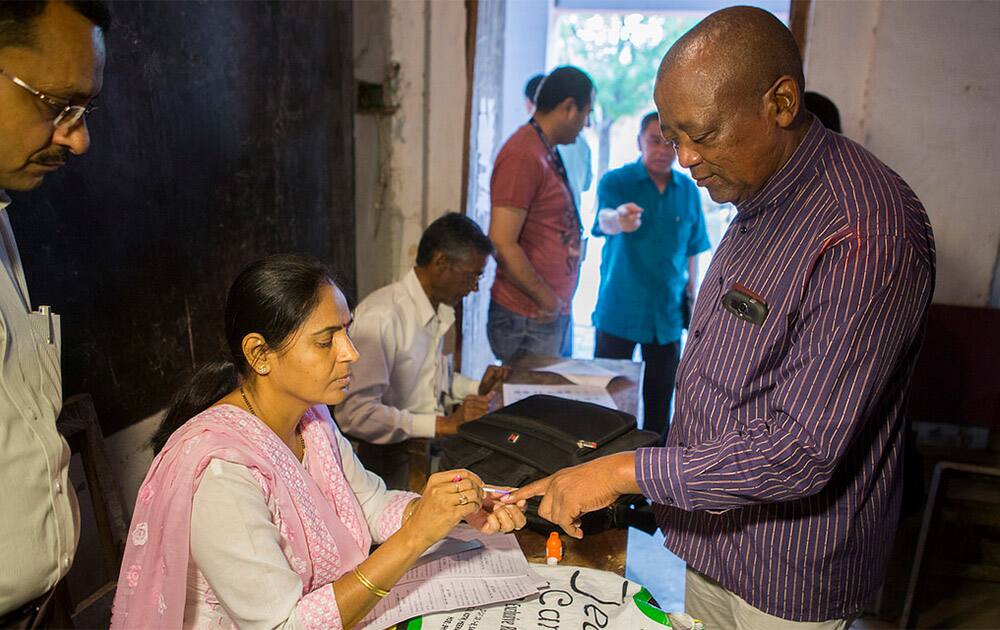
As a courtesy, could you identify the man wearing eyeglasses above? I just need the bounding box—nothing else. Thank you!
[0,1,108,626]
[335,213,508,488]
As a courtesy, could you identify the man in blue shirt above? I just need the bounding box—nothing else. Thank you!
[592,111,710,443]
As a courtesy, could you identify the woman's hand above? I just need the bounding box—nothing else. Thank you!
[464,487,527,535]
[402,469,485,550]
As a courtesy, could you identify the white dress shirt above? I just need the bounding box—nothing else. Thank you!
[334,269,479,443]
[0,191,80,615]
[186,422,416,628]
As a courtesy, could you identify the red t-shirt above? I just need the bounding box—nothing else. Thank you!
[490,124,582,317]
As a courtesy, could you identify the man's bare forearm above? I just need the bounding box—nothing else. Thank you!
[494,242,558,312]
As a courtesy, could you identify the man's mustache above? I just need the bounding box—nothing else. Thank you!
[32,149,69,165]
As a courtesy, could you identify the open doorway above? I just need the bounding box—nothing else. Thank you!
[546,11,709,358]
[462,0,791,371]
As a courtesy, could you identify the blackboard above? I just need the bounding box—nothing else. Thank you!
[8,1,355,434]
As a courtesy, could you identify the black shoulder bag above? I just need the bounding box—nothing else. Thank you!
[440,394,659,535]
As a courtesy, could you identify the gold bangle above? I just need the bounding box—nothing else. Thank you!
[402,498,419,523]
[352,566,390,598]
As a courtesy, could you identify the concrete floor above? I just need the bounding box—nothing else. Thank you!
[625,527,686,613]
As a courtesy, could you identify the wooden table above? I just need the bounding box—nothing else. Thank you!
[518,527,629,575]
[504,356,643,576]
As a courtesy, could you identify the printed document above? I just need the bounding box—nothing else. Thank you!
[503,383,619,410]
[355,529,545,629]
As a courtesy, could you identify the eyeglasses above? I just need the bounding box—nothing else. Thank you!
[0,68,96,131]
[449,261,485,285]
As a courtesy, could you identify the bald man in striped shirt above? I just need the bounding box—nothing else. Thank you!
[505,7,935,629]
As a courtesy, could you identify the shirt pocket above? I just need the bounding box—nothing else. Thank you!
[718,279,771,328]
[28,310,61,408]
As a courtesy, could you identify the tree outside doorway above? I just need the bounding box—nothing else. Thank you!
[551,14,700,184]
[549,12,734,360]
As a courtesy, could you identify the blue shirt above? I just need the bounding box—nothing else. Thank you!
[591,159,710,344]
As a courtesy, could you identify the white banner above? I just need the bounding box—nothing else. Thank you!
[394,564,703,630]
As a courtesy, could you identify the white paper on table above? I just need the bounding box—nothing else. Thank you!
[537,360,621,388]
[357,573,543,630]
[355,530,540,630]
[397,537,529,583]
[503,383,618,410]
[412,537,484,568]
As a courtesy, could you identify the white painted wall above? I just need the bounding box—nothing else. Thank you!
[805,0,1000,307]
[353,0,394,300]
[426,1,470,232]
[353,0,469,300]
[500,0,550,144]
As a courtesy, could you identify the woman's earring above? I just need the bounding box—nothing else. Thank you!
[258,364,270,375]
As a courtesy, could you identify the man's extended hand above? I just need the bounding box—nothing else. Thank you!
[501,452,641,539]
[435,392,496,435]
[597,203,644,235]
[478,365,511,396]
[616,202,644,232]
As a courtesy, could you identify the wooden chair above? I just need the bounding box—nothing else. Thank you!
[55,393,131,628]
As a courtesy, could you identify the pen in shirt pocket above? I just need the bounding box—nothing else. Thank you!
[39,305,53,344]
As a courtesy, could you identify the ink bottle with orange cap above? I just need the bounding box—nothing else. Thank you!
[545,532,563,565]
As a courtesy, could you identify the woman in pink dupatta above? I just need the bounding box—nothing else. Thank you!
[111,255,525,629]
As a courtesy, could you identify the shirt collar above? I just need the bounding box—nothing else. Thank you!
[736,115,827,217]
[0,190,9,210]
[401,268,455,329]
[629,158,677,189]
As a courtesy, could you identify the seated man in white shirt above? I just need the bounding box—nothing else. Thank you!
[335,213,506,485]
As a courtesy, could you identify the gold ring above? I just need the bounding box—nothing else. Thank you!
[454,482,461,492]
[458,493,469,505]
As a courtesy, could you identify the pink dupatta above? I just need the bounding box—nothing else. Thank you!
[111,404,375,629]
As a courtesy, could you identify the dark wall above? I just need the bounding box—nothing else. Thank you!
[907,304,1000,428]
[8,1,355,434]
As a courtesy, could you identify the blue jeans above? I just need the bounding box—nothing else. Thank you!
[487,299,570,362]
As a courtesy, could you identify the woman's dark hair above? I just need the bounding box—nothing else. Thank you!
[150,254,335,453]
[534,66,594,114]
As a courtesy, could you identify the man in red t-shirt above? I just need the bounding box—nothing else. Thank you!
[487,66,594,361]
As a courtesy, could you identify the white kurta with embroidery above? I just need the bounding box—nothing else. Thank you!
[184,423,417,629]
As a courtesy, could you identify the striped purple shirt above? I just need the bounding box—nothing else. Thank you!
[635,117,935,622]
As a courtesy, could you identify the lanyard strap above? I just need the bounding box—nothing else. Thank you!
[528,118,581,228]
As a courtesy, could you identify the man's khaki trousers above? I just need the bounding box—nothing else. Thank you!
[684,567,858,630]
